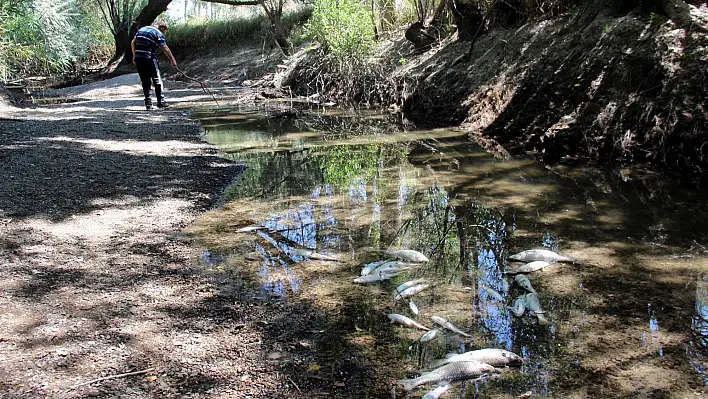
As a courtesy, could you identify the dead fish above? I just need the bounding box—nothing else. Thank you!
[523,293,545,315]
[388,313,430,331]
[353,272,399,284]
[430,348,524,368]
[508,296,526,317]
[397,360,497,390]
[514,274,537,294]
[384,249,430,263]
[501,278,510,294]
[292,248,339,261]
[393,278,428,297]
[409,299,419,315]
[419,329,440,343]
[360,260,387,276]
[235,225,266,233]
[395,283,430,301]
[504,261,552,274]
[422,382,451,399]
[508,249,576,263]
[372,260,416,275]
[482,284,504,302]
[430,315,471,338]
[524,293,551,325]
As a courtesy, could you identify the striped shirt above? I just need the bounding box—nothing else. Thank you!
[133,25,167,60]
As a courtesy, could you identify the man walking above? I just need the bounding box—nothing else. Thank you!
[131,19,177,110]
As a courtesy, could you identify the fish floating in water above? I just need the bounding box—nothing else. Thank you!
[501,278,510,294]
[394,278,427,293]
[430,348,524,368]
[383,249,430,263]
[509,296,526,317]
[419,329,440,343]
[524,292,551,325]
[291,248,339,261]
[431,315,471,338]
[360,260,387,276]
[504,261,552,274]
[508,249,576,263]
[409,299,419,315]
[388,313,430,331]
[422,382,451,399]
[397,360,497,390]
[395,283,430,301]
[514,274,537,294]
[371,260,416,275]
[353,272,399,284]
[235,225,266,233]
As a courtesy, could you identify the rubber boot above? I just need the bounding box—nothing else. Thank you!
[154,79,169,109]
[142,81,152,110]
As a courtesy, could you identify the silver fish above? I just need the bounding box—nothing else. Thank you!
[419,329,440,343]
[388,313,430,331]
[523,293,545,314]
[384,249,430,263]
[508,249,576,263]
[360,260,387,276]
[353,272,399,284]
[422,382,451,399]
[409,299,419,315]
[292,248,339,261]
[430,348,524,368]
[509,296,526,317]
[514,274,537,294]
[482,284,504,302]
[395,283,430,301]
[393,278,428,296]
[235,225,266,233]
[372,260,416,275]
[431,315,471,337]
[504,261,552,274]
[397,360,497,390]
[524,293,551,325]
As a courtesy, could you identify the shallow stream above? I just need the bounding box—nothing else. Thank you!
[186,102,708,398]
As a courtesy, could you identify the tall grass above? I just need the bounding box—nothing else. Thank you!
[0,0,108,81]
[167,5,312,51]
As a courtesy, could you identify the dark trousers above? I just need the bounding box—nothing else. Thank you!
[135,58,164,104]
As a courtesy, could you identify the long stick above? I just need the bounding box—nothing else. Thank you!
[68,367,155,390]
[175,66,220,107]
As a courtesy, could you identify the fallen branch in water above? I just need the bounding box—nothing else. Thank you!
[68,367,155,390]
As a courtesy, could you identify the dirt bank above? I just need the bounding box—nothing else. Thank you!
[234,7,707,177]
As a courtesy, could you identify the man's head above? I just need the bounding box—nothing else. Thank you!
[154,19,169,33]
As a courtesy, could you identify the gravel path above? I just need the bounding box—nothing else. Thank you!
[0,75,304,398]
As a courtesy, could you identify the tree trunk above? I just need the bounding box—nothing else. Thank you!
[121,0,174,65]
[261,2,291,55]
[102,27,131,74]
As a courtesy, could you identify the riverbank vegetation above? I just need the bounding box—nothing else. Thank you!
[1,0,707,176]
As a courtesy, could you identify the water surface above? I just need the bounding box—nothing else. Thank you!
[186,104,708,398]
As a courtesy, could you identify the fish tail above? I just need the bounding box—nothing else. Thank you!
[396,377,421,391]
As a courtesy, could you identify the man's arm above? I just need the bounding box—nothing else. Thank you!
[160,45,177,68]
[131,39,136,64]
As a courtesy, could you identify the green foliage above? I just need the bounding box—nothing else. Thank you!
[0,0,106,80]
[320,144,380,189]
[167,6,312,50]
[305,0,376,60]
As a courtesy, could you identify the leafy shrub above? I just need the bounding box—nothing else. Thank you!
[305,0,376,60]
